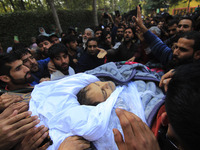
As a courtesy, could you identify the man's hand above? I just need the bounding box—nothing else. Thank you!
[132,6,148,33]
[39,77,50,83]
[15,125,50,150]
[58,136,90,150]
[0,102,28,119]
[113,108,160,150]
[0,93,23,111]
[0,109,40,149]
[48,60,56,74]
[159,69,175,92]
[97,47,107,59]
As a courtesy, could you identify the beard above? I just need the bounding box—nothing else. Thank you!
[54,63,69,75]
[117,35,123,41]
[30,63,39,72]
[9,72,34,85]
[166,55,194,71]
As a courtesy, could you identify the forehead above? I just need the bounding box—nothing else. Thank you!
[85,30,92,35]
[96,30,102,33]
[8,59,22,70]
[125,28,133,33]
[168,24,177,29]
[178,19,192,26]
[55,52,68,57]
[21,52,32,60]
[117,28,124,32]
[177,38,194,49]
[39,40,51,45]
[88,40,97,45]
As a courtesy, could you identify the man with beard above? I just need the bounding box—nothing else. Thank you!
[48,43,75,80]
[62,35,78,71]
[0,53,34,91]
[113,26,124,49]
[98,27,142,63]
[35,35,53,60]
[164,17,194,48]
[14,49,50,85]
[76,38,105,73]
[133,6,200,71]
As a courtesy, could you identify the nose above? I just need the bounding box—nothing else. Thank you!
[61,57,67,63]
[173,47,179,55]
[28,58,34,64]
[23,65,30,73]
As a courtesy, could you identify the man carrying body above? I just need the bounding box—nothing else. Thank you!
[48,43,75,80]
[14,49,50,85]
[0,53,35,91]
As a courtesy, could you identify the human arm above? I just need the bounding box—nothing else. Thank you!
[0,93,23,111]
[113,108,160,150]
[14,125,51,150]
[0,107,40,149]
[159,69,175,92]
[133,6,172,65]
[58,136,90,150]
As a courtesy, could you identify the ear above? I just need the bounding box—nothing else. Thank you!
[194,50,200,60]
[0,75,10,83]
[161,112,169,126]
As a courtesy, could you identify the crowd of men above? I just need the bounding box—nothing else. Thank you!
[0,5,200,150]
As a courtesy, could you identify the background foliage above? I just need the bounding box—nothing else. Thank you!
[0,9,94,50]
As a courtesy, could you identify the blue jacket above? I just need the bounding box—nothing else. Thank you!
[31,57,50,84]
[144,30,173,66]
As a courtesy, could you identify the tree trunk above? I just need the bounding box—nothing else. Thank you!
[46,0,63,34]
[93,0,98,26]
[9,0,16,11]
[1,1,7,12]
[20,0,26,10]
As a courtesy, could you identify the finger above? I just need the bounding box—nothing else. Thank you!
[124,111,146,136]
[31,129,49,149]
[113,128,126,150]
[38,141,51,150]
[137,6,141,19]
[7,111,32,124]
[13,115,39,129]
[115,109,135,144]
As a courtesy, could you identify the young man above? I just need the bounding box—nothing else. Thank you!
[0,53,34,91]
[62,35,78,71]
[98,27,142,62]
[13,49,50,84]
[133,6,200,71]
[76,38,105,73]
[48,43,75,80]
[35,35,53,60]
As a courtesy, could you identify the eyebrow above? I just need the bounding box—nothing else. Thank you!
[93,82,107,100]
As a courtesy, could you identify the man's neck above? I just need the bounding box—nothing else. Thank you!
[6,83,31,91]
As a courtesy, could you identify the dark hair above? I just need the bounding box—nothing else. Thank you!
[12,48,32,59]
[165,62,200,150]
[49,34,59,42]
[0,53,20,76]
[182,31,200,52]
[61,35,77,45]
[77,86,99,106]
[179,16,195,29]
[168,19,178,27]
[48,43,68,59]
[86,37,98,47]
[36,35,50,45]
[94,26,102,33]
